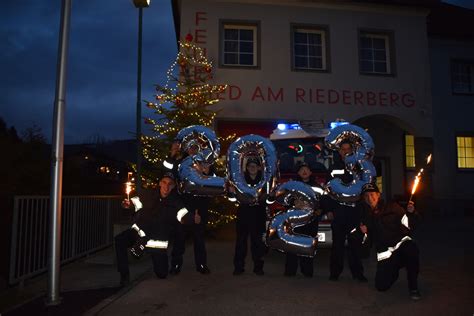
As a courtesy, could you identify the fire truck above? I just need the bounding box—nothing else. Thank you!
[268,121,347,248]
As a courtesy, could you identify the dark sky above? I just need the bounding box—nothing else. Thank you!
[1,0,473,144]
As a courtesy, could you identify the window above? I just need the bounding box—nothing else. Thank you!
[457,136,474,169]
[405,134,416,168]
[292,26,329,71]
[359,31,394,75]
[220,22,258,67]
[452,60,474,94]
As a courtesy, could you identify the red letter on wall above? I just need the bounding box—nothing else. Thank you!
[229,85,242,100]
[367,91,376,106]
[195,12,207,26]
[268,87,284,102]
[354,91,364,105]
[379,92,387,106]
[390,93,400,106]
[401,93,416,108]
[195,29,207,44]
[251,86,265,101]
[328,90,340,104]
[342,90,351,105]
[315,89,325,104]
[296,88,305,103]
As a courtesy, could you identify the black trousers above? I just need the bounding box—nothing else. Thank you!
[285,220,318,276]
[375,240,419,291]
[285,255,314,276]
[114,228,169,278]
[233,216,266,271]
[330,221,364,278]
[171,223,207,268]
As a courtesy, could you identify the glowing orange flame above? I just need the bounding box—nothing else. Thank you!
[411,175,421,195]
[426,154,432,165]
[125,172,133,199]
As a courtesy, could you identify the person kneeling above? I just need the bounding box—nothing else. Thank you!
[359,183,422,300]
[114,172,193,285]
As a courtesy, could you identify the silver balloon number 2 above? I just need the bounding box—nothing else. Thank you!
[325,124,377,204]
[177,125,226,196]
[266,181,320,257]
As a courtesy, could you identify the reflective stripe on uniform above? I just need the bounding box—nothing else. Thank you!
[176,208,189,222]
[131,196,143,212]
[145,239,169,249]
[131,224,146,237]
[331,169,345,177]
[350,228,357,233]
[265,198,275,204]
[362,233,368,244]
[311,186,325,195]
[376,236,412,261]
[163,160,174,170]
[401,214,410,229]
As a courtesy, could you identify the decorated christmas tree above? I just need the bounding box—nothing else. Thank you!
[141,34,236,228]
[142,33,229,167]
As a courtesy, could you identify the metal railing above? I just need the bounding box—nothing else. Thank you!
[9,195,124,285]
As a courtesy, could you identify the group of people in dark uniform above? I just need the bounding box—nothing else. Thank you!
[114,141,422,300]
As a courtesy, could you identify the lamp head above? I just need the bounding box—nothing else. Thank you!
[133,0,150,8]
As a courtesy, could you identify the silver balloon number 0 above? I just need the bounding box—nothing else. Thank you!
[325,124,377,204]
[227,135,278,204]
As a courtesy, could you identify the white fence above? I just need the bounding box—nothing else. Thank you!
[9,195,124,285]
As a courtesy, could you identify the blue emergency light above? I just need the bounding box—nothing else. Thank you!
[277,123,301,131]
[330,121,349,129]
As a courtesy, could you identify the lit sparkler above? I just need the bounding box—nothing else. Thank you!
[125,172,133,201]
[408,154,432,203]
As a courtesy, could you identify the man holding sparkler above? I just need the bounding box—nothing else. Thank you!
[115,172,192,285]
[359,183,422,300]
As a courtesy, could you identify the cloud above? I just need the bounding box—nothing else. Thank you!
[0,0,177,143]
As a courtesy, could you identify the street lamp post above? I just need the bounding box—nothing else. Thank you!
[133,0,150,194]
[47,0,72,306]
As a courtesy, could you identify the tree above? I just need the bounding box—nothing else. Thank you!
[140,35,237,228]
[142,34,229,168]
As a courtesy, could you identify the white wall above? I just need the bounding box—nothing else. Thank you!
[179,0,433,136]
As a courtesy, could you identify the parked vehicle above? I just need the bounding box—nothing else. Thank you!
[269,123,334,248]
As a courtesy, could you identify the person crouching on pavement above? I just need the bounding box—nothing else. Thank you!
[114,172,193,286]
[284,162,321,278]
[233,158,267,276]
[359,183,422,300]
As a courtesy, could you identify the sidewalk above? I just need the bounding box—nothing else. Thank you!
[2,216,474,315]
[1,243,152,315]
[89,216,474,316]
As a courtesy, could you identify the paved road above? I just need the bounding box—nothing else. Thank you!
[89,217,474,316]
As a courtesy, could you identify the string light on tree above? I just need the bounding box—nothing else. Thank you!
[142,33,231,172]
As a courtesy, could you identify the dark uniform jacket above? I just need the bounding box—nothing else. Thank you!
[237,172,266,223]
[360,201,421,254]
[135,190,190,243]
[181,193,210,225]
[328,159,353,184]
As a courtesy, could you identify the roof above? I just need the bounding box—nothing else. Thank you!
[427,2,474,40]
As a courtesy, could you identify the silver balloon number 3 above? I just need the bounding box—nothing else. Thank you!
[325,124,377,204]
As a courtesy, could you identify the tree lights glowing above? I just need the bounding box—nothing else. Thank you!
[142,34,228,165]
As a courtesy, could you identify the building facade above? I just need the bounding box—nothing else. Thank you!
[428,3,474,214]
[172,0,474,213]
